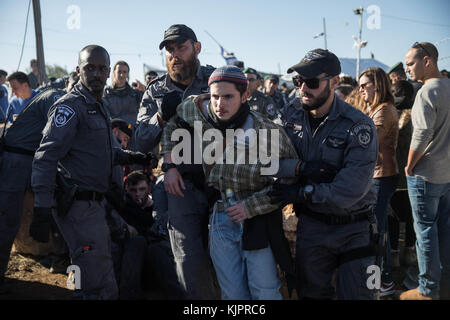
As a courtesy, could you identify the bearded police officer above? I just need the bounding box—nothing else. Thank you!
[243,67,278,120]
[134,24,214,154]
[31,45,155,300]
[269,49,379,299]
[135,24,218,299]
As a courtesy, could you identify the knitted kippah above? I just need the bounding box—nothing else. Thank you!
[208,65,248,86]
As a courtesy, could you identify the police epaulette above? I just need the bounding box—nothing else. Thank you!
[145,74,166,90]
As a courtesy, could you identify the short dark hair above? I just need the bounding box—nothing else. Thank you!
[125,170,150,187]
[145,71,158,78]
[30,59,37,66]
[7,71,30,85]
[78,45,110,66]
[412,42,439,63]
[335,84,354,98]
[0,70,7,77]
[68,71,79,83]
[339,75,357,87]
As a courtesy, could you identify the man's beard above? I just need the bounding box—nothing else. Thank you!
[301,82,331,111]
[167,51,198,83]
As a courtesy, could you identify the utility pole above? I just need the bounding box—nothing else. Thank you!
[32,0,48,84]
[354,6,364,78]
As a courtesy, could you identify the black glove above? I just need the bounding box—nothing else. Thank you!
[298,160,338,183]
[268,183,304,207]
[29,207,52,243]
[129,152,158,168]
[159,91,182,122]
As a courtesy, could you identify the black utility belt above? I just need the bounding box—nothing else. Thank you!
[74,190,105,202]
[301,207,372,225]
[3,145,35,157]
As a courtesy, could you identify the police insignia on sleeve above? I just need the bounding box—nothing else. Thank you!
[266,104,275,116]
[351,123,372,148]
[54,105,75,127]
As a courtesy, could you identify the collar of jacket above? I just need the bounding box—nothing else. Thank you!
[74,82,105,106]
[105,83,134,97]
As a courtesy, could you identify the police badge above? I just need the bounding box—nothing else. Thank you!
[54,105,75,127]
[351,123,373,148]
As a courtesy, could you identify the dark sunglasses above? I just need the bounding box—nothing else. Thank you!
[412,42,431,57]
[246,78,258,82]
[292,75,332,89]
[359,81,372,90]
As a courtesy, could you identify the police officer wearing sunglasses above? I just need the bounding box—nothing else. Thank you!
[269,49,379,299]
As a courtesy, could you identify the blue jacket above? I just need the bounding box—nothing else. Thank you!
[279,95,378,216]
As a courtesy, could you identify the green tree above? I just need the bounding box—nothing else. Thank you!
[45,64,69,80]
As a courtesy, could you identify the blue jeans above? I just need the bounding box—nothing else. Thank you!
[208,209,282,300]
[407,176,450,298]
[373,175,399,283]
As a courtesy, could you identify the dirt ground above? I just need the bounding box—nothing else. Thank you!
[2,250,73,300]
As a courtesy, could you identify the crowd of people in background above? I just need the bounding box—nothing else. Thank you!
[0,23,449,301]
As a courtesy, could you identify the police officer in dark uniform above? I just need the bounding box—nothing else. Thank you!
[30,45,155,300]
[243,67,278,120]
[0,86,68,294]
[269,49,379,299]
[135,24,218,299]
[134,24,214,154]
[263,74,287,112]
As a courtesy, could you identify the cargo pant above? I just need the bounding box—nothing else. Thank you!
[166,179,219,299]
[296,214,376,300]
[0,152,33,281]
[52,200,118,300]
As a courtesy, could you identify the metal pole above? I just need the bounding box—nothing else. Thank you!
[323,17,327,50]
[32,0,48,84]
[356,7,363,78]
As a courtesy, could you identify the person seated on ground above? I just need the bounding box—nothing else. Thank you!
[105,170,184,299]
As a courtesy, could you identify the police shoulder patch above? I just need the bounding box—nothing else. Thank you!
[266,103,275,116]
[54,104,75,127]
[351,123,373,148]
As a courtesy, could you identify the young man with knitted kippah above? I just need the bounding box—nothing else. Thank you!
[161,65,298,300]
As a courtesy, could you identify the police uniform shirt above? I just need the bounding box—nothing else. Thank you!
[134,62,214,153]
[3,88,65,152]
[281,95,378,216]
[247,90,277,120]
[32,82,117,208]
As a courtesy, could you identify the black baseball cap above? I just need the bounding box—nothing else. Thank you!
[231,60,244,69]
[111,118,132,137]
[159,24,197,50]
[287,49,341,78]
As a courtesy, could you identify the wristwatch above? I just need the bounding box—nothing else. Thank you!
[161,162,177,172]
[303,184,315,201]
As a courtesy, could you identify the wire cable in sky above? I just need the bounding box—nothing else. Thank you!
[381,14,450,28]
[17,0,32,71]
